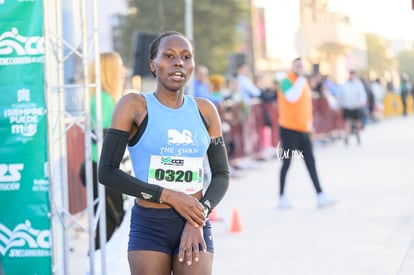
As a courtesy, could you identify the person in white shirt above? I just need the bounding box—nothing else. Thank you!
[235,62,261,157]
[338,70,367,145]
[370,78,386,120]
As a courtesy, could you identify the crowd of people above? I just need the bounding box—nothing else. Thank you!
[191,60,414,210]
[192,61,413,170]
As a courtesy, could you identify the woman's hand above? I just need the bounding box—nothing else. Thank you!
[178,222,207,265]
[160,189,206,227]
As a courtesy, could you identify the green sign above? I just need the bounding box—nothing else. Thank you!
[0,1,52,274]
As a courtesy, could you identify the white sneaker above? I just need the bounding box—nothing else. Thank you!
[317,192,337,208]
[278,195,292,209]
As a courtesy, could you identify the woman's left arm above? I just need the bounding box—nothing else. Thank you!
[196,98,230,215]
[178,98,230,265]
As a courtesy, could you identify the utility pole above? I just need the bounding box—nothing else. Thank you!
[184,0,194,96]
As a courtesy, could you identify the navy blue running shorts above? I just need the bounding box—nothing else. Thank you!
[128,202,214,255]
[343,108,363,120]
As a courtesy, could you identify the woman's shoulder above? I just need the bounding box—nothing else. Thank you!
[194,96,220,126]
[116,91,147,110]
[194,96,216,111]
[120,90,144,101]
[111,91,148,130]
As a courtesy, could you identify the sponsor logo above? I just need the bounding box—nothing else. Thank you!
[160,157,184,166]
[0,163,23,182]
[140,192,152,200]
[17,88,30,103]
[3,88,46,139]
[33,179,49,192]
[0,163,23,191]
[0,27,44,66]
[167,129,194,145]
[0,220,51,257]
[0,163,24,191]
[33,162,49,192]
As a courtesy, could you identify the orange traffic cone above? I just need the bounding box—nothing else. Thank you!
[229,208,242,233]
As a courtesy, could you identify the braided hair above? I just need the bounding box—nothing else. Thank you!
[149,31,190,78]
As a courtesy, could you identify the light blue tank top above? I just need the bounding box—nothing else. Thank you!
[128,92,210,194]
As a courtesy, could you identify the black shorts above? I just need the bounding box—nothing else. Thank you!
[128,202,214,254]
[342,108,362,120]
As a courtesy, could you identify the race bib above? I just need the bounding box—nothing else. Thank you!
[148,155,204,194]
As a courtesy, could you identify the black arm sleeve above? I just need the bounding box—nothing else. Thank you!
[98,128,163,203]
[200,136,230,214]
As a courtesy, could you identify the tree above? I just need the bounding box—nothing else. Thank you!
[365,33,395,78]
[397,50,414,81]
[116,0,250,74]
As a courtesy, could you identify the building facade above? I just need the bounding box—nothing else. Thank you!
[296,0,367,82]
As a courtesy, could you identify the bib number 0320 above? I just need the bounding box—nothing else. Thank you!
[148,155,203,192]
[154,168,194,182]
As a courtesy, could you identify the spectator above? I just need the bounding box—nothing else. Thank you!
[235,62,261,158]
[277,57,337,209]
[254,74,277,160]
[193,65,221,105]
[208,73,226,105]
[400,77,410,116]
[221,76,246,168]
[361,77,375,123]
[338,70,367,145]
[370,78,386,120]
[79,51,126,250]
[236,62,261,104]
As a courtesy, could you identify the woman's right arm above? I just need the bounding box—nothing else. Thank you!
[98,93,164,203]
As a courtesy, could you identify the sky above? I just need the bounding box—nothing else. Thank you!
[255,0,414,41]
[329,0,414,41]
[254,0,414,66]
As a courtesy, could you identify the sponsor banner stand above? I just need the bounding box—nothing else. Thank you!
[43,0,107,274]
[0,1,52,274]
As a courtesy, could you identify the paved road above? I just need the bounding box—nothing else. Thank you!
[69,115,414,275]
[211,115,414,275]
